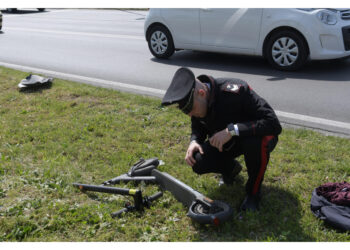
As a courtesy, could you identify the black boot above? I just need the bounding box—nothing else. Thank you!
[240,194,261,212]
[219,160,242,186]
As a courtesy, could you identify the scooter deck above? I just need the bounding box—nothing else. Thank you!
[151,169,211,208]
[151,169,233,225]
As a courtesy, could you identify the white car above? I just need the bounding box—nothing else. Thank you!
[144,8,350,70]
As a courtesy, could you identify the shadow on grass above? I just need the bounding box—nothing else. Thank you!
[193,183,314,241]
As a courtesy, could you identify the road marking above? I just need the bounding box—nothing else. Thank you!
[0,61,164,95]
[4,27,145,40]
[276,111,350,130]
[1,61,350,132]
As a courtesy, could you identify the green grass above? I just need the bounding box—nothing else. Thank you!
[0,66,349,241]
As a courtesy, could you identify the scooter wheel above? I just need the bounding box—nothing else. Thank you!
[187,200,233,225]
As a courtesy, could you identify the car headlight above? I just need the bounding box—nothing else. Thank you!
[317,10,337,25]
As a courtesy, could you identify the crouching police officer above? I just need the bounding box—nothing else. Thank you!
[161,67,282,211]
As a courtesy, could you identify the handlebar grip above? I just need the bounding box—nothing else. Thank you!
[111,207,129,218]
[148,191,163,202]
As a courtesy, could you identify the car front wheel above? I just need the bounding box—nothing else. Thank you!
[265,30,308,71]
[147,25,175,59]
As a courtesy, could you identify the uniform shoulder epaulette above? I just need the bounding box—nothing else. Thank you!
[221,82,242,94]
[220,78,251,94]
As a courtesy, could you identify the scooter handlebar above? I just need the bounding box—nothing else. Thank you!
[111,208,129,218]
[148,191,163,202]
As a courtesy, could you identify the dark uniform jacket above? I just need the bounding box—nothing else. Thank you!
[190,75,282,144]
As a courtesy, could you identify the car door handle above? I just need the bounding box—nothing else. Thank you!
[201,8,213,12]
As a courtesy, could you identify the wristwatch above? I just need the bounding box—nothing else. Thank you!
[227,123,239,136]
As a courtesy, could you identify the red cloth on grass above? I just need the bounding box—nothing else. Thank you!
[316,182,350,206]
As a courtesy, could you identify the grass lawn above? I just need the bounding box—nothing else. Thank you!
[0,66,349,241]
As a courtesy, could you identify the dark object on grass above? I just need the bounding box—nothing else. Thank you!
[311,182,350,231]
[73,157,233,225]
[18,74,53,90]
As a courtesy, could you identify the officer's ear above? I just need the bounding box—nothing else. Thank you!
[198,88,206,97]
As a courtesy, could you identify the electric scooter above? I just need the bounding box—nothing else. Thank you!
[73,158,233,225]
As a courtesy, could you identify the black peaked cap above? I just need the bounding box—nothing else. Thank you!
[161,67,195,106]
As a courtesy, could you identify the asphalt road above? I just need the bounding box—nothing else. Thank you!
[1,9,350,137]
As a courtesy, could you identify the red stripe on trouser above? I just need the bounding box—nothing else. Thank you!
[252,135,275,195]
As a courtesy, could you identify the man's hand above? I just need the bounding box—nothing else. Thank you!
[185,141,204,167]
[209,128,232,152]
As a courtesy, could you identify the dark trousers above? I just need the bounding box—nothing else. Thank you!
[192,135,278,195]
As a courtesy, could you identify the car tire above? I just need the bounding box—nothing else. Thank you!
[265,30,308,71]
[147,25,175,59]
[38,8,45,12]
